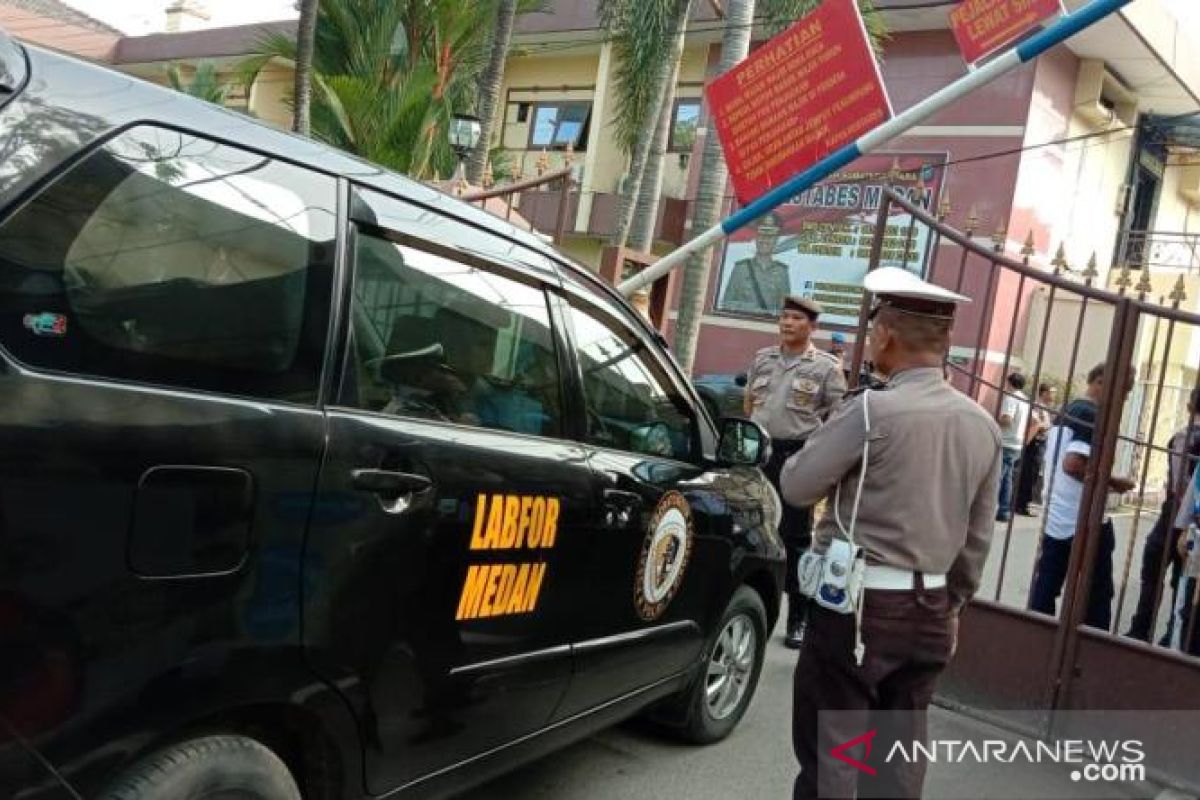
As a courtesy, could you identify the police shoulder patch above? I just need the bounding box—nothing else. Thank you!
[634,492,694,622]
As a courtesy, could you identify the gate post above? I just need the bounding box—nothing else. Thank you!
[1048,298,1140,713]
[848,192,894,389]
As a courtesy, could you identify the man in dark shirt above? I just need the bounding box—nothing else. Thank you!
[1030,363,1136,630]
[1126,389,1200,643]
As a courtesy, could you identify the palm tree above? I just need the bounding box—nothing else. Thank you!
[166,62,232,105]
[602,0,693,251]
[626,23,688,253]
[467,0,550,186]
[293,0,320,135]
[467,0,517,186]
[673,0,884,373]
[672,0,755,374]
[242,0,494,179]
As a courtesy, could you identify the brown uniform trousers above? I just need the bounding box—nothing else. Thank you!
[793,584,955,800]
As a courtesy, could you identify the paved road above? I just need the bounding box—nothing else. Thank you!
[463,507,1184,799]
[465,611,1145,800]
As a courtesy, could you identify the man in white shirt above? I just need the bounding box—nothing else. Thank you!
[996,373,1031,522]
[1030,363,1136,629]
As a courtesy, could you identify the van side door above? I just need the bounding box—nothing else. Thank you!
[304,188,592,794]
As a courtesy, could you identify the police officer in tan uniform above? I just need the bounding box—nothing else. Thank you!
[781,268,1002,800]
[743,295,847,648]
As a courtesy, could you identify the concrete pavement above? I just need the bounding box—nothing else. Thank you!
[979,505,1182,643]
[465,610,1164,800]
[465,505,1192,799]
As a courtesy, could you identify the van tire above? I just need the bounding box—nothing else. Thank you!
[677,585,767,744]
[98,734,301,800]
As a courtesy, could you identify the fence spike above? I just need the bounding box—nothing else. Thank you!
[966,208,979,236]
[1170,274,1188,307]
[992,226,1006,253]
[1021,231,1035,264]
[483,160,495,189]
[511,159,523,182]
[1051,243,1068,276]
[1114,263,1132,295]
[1135,269,1154,300]
[1083,252,1099,285]
[536,148,549,177]
[938,195,951,222]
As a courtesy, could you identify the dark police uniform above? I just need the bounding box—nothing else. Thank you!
[747,296,847,647]
[780,268,1002,800]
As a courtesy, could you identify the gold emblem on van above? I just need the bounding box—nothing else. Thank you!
[635,492,694,621]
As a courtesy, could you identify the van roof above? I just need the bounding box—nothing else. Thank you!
[12,42,582,276]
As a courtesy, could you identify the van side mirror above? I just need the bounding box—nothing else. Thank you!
[716,418,769,468]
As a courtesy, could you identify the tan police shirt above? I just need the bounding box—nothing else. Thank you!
[780,367,1003,610]
[747,345,847,441]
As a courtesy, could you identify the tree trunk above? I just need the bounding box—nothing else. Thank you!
[627,19,687,253]
[467,0,518,186]
[609,0,692,250]
[672,0,754,374]
[292,0,319,136]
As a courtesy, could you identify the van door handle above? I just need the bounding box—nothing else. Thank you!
[351,469,432,514]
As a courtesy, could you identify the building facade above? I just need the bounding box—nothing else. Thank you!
[10,0,1200,393]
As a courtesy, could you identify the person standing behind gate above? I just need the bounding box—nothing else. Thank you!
[996,373,1031,522]
[1172,465,1200,655]
[781,268,1001,800]
[1015,383,1056,516]
[1029,363,1136,630]
[1126,389,1200,644]
[744,295,847,649]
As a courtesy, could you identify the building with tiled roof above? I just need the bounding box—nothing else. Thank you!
[0,0,119,59]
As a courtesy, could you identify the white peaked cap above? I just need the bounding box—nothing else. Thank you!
[863,267,970,305]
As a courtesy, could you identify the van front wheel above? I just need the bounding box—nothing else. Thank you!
[679,585,767,744]
[98,734,301,800]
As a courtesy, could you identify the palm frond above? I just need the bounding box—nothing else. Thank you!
[603,0,683,154]
[757,0,887,53]
[237,0,500,179]
[165,61,232,105]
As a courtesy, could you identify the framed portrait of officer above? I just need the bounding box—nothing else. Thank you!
[712,152,949,327]
[716,213,794,316]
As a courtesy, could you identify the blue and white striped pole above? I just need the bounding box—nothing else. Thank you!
[619,0,1134,296]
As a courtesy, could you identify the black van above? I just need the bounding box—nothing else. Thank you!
[0,32,784,800]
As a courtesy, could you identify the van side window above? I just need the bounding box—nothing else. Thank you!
[564,301,696,461]
[0,126,336,402]
[342,232,563,438]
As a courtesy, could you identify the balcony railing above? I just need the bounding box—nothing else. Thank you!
[1117,229,1200,272]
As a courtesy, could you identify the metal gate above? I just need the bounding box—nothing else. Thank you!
[849,190,1200,787]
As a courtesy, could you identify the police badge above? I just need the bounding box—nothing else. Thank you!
[634,492,694,621]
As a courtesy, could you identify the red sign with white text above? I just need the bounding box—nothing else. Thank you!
[705,0,892,205]
[949,0,1061,64]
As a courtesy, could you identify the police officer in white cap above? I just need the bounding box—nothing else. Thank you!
[781,268,1002,800]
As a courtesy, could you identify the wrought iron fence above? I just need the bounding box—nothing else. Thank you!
[847,190,1200,783]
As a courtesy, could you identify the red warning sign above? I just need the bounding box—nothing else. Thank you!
[949,0,1061,64]
[705,0,891,205]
